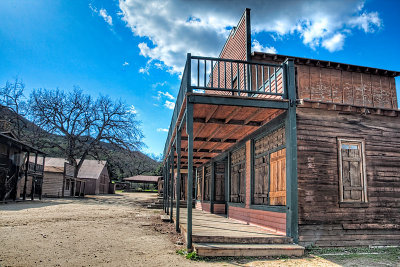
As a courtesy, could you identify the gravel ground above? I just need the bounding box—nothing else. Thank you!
[0,193,397,267]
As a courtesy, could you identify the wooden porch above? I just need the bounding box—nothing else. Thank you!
[162,54,298,250]
[173,208,304,257]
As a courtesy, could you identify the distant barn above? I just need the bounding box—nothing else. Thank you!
[123,175,161,191]
[42,158,110,196]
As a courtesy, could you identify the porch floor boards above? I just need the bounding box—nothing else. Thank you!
[173,208,304,256]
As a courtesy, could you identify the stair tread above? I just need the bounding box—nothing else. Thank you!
[194,243,304,250]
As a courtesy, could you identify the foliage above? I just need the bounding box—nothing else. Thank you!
[175,249,201,261]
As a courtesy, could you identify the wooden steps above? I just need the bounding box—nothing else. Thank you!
[194,243,305,257]
[172,208,304,257]
[192,235,292,244]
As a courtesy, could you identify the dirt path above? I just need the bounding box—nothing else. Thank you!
[0,193,216,267]
[0,193,397,267]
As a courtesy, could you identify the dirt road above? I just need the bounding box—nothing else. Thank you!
[0,193,214,267]
[1,193,397,267]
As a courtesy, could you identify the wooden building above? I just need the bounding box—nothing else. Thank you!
[123,175,161,191]
[0,120,45,202]
[162,8,400,251]
[43,157,109,196]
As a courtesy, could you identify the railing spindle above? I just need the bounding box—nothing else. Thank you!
[230,62,233,92]
[261,65,265,92]
[274,67,277,94]
[243,63,246,91]
[268,67,271,93]
[237,62,240,95]
[211,60,213,88]
[218,61,220,89]
[197,59,200,87]
[224,61,227,89]
[255,64,259,91]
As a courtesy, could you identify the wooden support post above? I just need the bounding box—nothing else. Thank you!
[166,155,170,215]
[194,168,198,201]
[163,165,166,212]
[39,155,45,200]
[175,129,181,232]
[170,149,175,222]
[201,166,205,201]
[31,153,38,201]
[23,151,29,201]
[186,52,193,251]
[62,162,66,198]
[225,152,231,217]
[210,160,215,213]
[12,152,20,201]
[284,58,298,243]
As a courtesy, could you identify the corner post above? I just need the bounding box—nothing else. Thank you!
[166,154,170,215]
[169,148,175,222]
[225,152,231,217]
[23,151,30,200]
[210,160,215,213]
[186,53,194,250]
[175,129,181,232]
[163,164,167,212]
[194,168,198,201]
[31,152,38,200]
[284,58,298,243]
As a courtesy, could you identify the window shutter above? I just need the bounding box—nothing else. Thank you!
[269,148,286,205]
[341,143,363,202]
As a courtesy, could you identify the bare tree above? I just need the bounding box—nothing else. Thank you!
[29,87,143,176]
[0,78,27,137]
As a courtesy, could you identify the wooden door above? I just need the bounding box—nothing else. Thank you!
[269,148,286,205]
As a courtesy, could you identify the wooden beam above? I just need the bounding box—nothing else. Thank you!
[194,117,262,127]
[225,107,243,123]
[188,94,289,109]
[205,105,219,122]
[244,108,263,124]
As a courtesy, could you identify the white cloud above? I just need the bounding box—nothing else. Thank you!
[322,33,345,52]
[164,100,175,110]
[152,81,167,88]
[122,61,129,66]
[128,105,137,114]
[118,0,382,73]
[99,8,113,26]
[89,4,113,26]
[348,12,382,33]
[157,128,169,132]
[157,91,174,100]
[252,39,277,54]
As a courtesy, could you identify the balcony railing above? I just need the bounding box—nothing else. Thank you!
[163,54,288,158]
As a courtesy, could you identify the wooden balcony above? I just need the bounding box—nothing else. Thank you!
[163,54,294,165]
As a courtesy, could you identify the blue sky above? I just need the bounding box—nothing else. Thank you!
[1,0,399,157]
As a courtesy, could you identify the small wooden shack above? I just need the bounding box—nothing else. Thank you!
[43,158,110,196]
[123,175,161,191]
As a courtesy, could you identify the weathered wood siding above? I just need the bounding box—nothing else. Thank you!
[214,161,225,202]
[297,107,400,247]
[296,65,397,109]
[42,172,64,197]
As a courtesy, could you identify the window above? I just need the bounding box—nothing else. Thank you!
[338,139,367,203]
